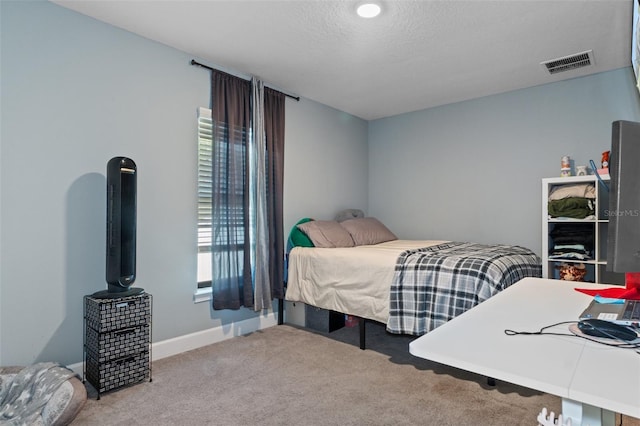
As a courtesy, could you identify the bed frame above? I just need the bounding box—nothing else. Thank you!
[278,296,497,387]
[277,297,377,350]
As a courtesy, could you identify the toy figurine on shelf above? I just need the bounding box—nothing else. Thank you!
[560,155,571,177]
[601,150,610,168]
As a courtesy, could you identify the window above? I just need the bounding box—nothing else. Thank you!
[196,107,249,290]
[197,107,213,288]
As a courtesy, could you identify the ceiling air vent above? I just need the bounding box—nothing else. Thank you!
[540,50,594,75]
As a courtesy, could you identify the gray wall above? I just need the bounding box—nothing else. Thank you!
[3,0,640,367]
[284,99,369,227]
[0,1,368,366]
[368,68,640,255]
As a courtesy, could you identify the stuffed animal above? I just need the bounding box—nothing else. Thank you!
[558,263,587,281]
[334,209,364,222]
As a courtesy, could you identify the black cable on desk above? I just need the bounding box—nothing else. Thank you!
[504,321,640,352]
[504,320,576,337]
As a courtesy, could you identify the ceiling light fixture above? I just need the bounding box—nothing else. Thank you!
[357,3,381,18]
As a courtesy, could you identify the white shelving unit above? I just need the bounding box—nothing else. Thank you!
[541,174,625,285]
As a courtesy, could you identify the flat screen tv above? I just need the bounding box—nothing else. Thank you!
[632,0,640,102]
[606,121,640,279]
[632,0,640,90]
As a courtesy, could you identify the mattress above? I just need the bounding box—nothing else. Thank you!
[285,240,447,324]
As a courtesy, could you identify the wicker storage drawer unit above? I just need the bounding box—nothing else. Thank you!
[86,325,150,363]
[85,294,151,332]
[85,352,150,394]
[83,292,152,398]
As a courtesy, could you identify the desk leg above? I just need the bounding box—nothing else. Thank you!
[561,398,615,426]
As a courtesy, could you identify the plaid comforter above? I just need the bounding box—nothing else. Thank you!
[387,242,541,336]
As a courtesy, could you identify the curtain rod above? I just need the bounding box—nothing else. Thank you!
[191,59,300,101]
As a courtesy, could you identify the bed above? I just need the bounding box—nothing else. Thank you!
[284,216,542,348]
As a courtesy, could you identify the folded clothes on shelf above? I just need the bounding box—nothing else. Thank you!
[548,224,594,259]
[548,197,595,219]
[548,183,596,201]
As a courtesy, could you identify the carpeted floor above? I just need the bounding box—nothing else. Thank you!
[71,322,638,425]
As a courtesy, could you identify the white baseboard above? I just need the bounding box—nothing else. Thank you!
[68,312,279,375]
[152,312,279,360]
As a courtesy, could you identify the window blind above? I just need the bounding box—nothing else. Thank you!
[197,107,250,288]
[197,107,213,252]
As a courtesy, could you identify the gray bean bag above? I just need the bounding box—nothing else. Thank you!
[0,363,86,425]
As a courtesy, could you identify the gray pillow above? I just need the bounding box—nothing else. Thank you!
[335,209,365,222]
[296,220,355,248]
[340,217,397,246]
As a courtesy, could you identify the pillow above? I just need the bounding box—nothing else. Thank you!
[339,217,397,246]
[296,220,355,248]
[289,218,315,248]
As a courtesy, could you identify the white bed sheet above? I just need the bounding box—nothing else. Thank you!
[285,240,447,324]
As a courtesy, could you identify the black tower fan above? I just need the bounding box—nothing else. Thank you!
[95,156,143,298]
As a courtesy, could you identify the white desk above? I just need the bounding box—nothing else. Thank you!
[409,277,640,426]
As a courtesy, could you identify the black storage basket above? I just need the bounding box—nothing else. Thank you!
[86,325,150,363]
[85,293,151,332]
[86,352,150,393]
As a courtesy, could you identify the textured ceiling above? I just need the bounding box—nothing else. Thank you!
[51,0,634,120]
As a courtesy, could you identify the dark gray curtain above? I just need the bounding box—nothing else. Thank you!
[210,71,253,310]
[264,88,285,300]
[209,72,286,310]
